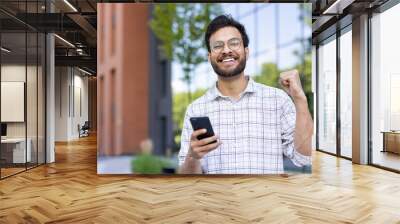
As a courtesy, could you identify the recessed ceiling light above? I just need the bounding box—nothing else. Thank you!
[323,0,354,15]
[78,67,93,76]
[1,47,11,53]
[63,0,78,12]
[54,34,75,48]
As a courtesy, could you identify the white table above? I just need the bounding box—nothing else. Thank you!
[1,138,31,163]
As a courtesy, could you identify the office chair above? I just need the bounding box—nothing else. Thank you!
[79,121,90,138]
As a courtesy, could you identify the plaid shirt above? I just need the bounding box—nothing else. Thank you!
[178,77,311,174]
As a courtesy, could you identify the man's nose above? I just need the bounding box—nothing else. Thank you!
[221,43,232,54]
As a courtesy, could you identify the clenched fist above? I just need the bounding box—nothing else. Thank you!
[279,69,307,102]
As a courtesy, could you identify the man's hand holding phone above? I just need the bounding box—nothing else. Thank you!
[188,129,221,160]
[179,117,221,174]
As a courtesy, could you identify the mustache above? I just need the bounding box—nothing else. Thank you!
[217,53,239,62]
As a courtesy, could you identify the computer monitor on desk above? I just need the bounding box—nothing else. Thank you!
[1,123,7,139]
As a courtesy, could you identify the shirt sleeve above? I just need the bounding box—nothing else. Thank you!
[280,92,312,167]
[178,105,193,167]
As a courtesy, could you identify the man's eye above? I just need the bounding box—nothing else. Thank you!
[230,40,240,45]
[213,45,223,49]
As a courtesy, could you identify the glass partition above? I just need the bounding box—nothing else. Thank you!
[27,30,38,169]
[317,36,337,155]
[38,32,45,165]
[0,1,46,179]
[1,30,28,177]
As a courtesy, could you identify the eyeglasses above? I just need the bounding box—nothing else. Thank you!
[210,38,242,54]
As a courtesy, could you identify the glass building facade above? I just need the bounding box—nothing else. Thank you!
[314,0,400,172]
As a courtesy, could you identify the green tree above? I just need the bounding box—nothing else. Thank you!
[254,4,313,116]
[295,53,313,116]
[297,3,313,116]
[172,88,207,150]
[150,3,222,102]
[255,4,313,115]
[253,63,280,88]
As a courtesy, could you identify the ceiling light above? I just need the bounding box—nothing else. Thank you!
[63,0,78,12]
[323,0,354,15]
[54,34,75,48]
[1,47,11,53]
[78,67,93,76]
[323,0,341,14]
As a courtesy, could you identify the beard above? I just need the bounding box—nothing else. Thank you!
[210,53,247,78]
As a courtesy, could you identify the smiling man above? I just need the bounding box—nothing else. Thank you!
[178,15,314,174]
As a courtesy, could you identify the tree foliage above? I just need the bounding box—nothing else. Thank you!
[150,3,222,101]
[172,88,207,150]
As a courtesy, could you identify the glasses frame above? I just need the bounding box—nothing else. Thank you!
[210,37,243,54]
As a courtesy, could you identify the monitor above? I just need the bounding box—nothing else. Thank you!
[1,123,7,137]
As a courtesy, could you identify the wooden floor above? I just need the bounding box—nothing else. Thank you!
[1,167,26,178]
[1,163,45,178]
[372,150,400,171]
[1,135,400,223]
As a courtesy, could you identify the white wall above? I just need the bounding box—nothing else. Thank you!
[1,65,27,142]
[1,82,25,122]
[55,66,69,141]
[1,64,46,164]
[1,66,26,130]
[55,67,89,141]
[72,73,89,138]
[1,65,39,138]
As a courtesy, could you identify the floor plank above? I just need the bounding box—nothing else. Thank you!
[1,135,400,223]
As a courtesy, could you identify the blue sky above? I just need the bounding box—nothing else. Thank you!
[172,3,311,93]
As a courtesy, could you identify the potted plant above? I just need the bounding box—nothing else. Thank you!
[131,139,176,174]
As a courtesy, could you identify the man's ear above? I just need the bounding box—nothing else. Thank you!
[245,48,249,60]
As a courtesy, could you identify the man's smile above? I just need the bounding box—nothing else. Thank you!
[218,55,239,67]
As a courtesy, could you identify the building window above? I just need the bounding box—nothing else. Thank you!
[371,3,400,171]
[317,35,337,154]
[339,27,352,158]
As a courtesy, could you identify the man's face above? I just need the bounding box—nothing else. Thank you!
[208,27,249,78]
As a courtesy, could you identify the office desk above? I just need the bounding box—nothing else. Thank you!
[1,138,31,163]
[381,131,400,154]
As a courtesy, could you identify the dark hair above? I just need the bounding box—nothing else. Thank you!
[205,14,249,53]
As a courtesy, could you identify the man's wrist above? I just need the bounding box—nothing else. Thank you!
[186,151,200,163]
[182,151,202,174]
[292,93,307,104]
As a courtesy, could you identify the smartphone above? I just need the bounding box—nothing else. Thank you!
[189,117,217,143]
